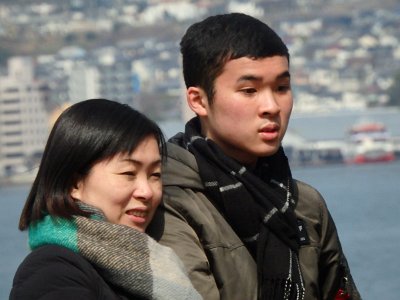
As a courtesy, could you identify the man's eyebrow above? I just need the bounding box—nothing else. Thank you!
[237,75,263,83]
[237,71,291,83]
[277,70,291,80]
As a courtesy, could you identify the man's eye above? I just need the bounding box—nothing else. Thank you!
[277,84,291,92]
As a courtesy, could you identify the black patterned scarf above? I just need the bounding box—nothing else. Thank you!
[176,117,305,300]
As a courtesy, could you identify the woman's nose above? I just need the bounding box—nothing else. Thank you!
[133,179,154,201]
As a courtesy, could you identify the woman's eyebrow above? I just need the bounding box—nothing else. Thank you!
[120,158,162,167]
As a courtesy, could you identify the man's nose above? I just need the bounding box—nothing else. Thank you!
[260,90,280,116]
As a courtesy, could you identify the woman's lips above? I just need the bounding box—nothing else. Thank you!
[126,209,148,223]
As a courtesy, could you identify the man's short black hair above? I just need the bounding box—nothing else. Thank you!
[180,13,289,104]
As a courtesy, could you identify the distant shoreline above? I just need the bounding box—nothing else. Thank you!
[0,174,34,188]
[0,180,32,188]
[291,106,400,119]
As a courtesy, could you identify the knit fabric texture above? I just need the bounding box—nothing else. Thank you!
[28,204,202,300]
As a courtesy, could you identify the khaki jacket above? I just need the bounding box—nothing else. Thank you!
[147,142,361,300]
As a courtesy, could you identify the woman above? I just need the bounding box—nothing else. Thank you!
[10,99,201,300]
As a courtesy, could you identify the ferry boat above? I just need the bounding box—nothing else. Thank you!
[284,130,345,166]
[346,122,395,164]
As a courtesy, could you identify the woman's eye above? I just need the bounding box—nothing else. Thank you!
[151,172,162,179]
[240,88,257,94]
[121,171,136,177]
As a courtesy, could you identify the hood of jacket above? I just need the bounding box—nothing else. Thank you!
[162,136,204,191]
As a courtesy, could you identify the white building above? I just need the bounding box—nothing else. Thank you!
[0,57,49,177]
[68,62,100,102]
[66,51,137,107]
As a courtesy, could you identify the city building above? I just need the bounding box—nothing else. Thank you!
[0,57,49,177]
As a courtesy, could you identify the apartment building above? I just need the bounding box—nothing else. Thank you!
[0,57,49,177]
[65,50,138,107]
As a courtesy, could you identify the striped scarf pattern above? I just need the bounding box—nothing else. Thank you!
[179,117,305,300]
[28,204,202,300]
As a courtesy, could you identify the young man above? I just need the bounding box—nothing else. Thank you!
[147,13,361,300]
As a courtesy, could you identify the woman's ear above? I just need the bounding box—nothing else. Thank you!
[70,180,82,201]
[187,87,209,117]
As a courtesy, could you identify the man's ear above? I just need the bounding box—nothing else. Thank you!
[187,87,208,117]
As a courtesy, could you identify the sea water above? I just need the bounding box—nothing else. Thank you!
[1,161,400,299]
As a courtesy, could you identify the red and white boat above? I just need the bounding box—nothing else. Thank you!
[346,122,395,164]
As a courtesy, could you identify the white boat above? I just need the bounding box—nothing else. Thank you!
[346,122,395,164]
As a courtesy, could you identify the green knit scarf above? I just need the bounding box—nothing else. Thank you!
[28,205,202,300]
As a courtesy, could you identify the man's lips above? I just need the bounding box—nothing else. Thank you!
[259,124,279,140]
[259,123,279,133]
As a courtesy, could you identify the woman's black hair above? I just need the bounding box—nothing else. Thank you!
[19,99,166,230]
